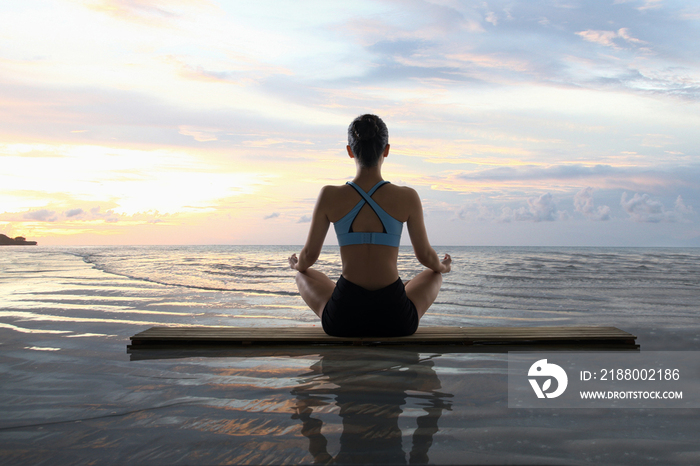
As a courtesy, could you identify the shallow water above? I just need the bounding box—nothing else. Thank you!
[1,246,699,465]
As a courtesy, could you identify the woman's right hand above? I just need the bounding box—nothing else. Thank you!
[440,253,452,273]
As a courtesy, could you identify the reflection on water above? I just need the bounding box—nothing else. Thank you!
[126,345,459,464]
[291,349,453,465]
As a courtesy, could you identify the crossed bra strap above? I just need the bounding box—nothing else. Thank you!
[333,181,404,247]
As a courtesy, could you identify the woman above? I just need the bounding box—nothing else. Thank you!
[288,114,451,337]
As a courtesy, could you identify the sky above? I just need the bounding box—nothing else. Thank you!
[1,0,699,247]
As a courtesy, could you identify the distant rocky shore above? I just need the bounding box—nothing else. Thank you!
[0,234,37,245]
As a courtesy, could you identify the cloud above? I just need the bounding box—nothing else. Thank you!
[457,195,495,222]
[485,11,499,26]
[576,29,619,48]
[65,208,85,218]
[242,138,314,148]
[12,206,125,224]
[632,0,664,11]
[576,28,646,49]
[617,28,646,45]
[574,187,611,221]
[2,206,175,242]
[85,206,121,223]
[620,192,696,223]
[297,215,311,223]
[178,126,219,142]
[455,164,621,182]
[450,164,700,194]
[513,193,567,222]
[264,212,280,220]
[23,209,57,222]
[81,0,196,25]
[621,192,666,222]
[331,2,699,99]
[674,195,695,218]
[458,193,569,223]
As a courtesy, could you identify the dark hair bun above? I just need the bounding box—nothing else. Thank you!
[347,114,389,168]
[353,115,378,141]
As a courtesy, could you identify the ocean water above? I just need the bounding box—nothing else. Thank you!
[1,245,699,465]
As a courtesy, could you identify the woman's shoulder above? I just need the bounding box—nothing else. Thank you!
[316,183,354,207]
[376,183,421,221]
[318,183,351,198]
[385,183,420,203]
[392,183,417,193]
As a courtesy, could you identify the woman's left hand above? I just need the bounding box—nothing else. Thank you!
[288,253,299,270]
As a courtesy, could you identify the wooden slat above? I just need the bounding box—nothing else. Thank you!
[129,325,637,347]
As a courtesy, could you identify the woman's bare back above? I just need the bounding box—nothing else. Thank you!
[322,181,414,289]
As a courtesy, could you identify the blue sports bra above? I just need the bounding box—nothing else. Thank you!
[334,181,404,247]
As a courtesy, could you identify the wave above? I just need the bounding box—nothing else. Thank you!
[73,250,299,297]
[57,245,700,325]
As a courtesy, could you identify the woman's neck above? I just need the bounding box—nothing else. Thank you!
[353,164,384,187]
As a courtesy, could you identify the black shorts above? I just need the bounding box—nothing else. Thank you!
[321,275,419,337]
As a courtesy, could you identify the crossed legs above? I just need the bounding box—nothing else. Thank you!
[294,269,336,318]
[294,268,443,320]
[404,269,443,319]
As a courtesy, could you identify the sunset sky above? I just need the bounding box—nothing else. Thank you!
[1,0,699,246]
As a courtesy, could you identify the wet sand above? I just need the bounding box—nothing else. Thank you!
[2,247,700,465]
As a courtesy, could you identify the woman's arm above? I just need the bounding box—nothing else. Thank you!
[289,186,331,272]
[405,188,451,273]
